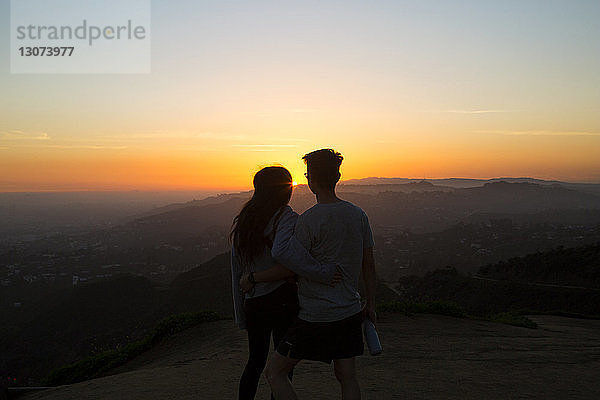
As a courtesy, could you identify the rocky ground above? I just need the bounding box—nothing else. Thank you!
[21,313,600,399]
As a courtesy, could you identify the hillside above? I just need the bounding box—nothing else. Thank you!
[1,252,397,385]
[479,242,600,288]
[1,275,168,385]
[19,313,600,399]
[396,267,600,317]
[126,181,600,236]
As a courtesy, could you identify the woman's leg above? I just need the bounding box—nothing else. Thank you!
[239,310,271,400]
[240,283,298,400]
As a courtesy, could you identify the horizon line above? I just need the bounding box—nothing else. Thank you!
[2,176,600,193]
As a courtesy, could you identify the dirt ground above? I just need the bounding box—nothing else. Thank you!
[21,313,600,399]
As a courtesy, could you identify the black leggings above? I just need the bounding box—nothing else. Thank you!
[239,282,298,400]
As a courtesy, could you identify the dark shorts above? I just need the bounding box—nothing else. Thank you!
[276,311,364,364]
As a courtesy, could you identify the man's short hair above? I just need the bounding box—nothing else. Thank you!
[302,149,343,189]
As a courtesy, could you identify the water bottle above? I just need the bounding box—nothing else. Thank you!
[363,318,382,355]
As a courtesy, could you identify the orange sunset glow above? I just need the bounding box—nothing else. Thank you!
[2,1,599,191]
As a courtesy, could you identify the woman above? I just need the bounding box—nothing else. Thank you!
[230,166,337,400]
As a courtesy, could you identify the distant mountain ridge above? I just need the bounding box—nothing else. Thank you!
[132,191,253,220]
[130,180,600,237]
[341,176,600,194]
[337,180,456,193]
[135,177,600,223]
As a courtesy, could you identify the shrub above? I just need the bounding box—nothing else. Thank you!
[377,300,466,318]
[43,311,220,386]
[378,300,540,329]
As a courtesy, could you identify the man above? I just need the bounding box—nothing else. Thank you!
[265,149,377,400]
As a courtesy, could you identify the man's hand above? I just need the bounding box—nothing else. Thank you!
[363,303,377,328]
[240,272,255,294]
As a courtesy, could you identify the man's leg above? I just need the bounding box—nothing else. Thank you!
[333,358,361,400]
[272,307,296,384]
[270,293,296,400]
[264,351,300,400]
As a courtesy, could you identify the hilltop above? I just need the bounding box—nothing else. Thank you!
[19,313,600,400]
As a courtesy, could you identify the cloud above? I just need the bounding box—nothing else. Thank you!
[0,130,51,140]
[232,144,298,152]
[289,108,320,113]
[104,131,247,141]
[232,144,298,148]
[235,149,280,152]
[475,130,600,136]
[444,110,510,114]
[194,132,246,140]
[44,145,128,149]
[502,130,600,136]
[254,108,322,116]
[272,137,311,143]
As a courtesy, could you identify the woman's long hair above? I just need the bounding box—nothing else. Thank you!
[230,166,293,267]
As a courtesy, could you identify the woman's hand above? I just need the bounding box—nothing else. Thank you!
[240,272,255,294]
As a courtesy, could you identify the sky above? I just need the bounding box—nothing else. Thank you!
[1,0,599,191]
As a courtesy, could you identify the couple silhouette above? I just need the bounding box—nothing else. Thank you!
[231,149,376,400]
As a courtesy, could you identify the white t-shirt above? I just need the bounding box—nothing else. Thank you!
[293,200,374,322]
